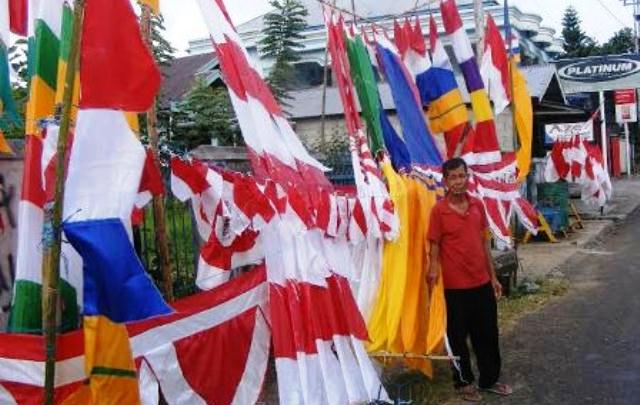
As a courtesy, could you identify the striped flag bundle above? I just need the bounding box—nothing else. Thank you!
[439,0,538,243]
[193,0,392,402]
[0,268,270,405]
[440,0,501,165]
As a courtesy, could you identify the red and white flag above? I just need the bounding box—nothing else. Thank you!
[194,1,390,403]
[0,268,270,405]
[480,14,511,115]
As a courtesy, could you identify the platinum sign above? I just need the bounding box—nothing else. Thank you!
[556,55,640,93]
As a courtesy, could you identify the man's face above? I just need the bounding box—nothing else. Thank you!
[444,165,468,195]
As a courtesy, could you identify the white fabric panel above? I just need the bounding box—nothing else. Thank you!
[143,344,207,405]
[231,312,271,405]
[64,109,145,222]
[451,29,475,63]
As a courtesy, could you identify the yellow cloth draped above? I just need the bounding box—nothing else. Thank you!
[512,59,533,182]
[367,165,447,378]
[402,178,433,376]
[367,162,409,353]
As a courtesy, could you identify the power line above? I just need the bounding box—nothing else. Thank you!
[595,0,631,28]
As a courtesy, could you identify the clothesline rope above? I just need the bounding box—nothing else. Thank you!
[315,0,440,32]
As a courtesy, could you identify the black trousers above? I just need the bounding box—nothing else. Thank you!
[445,282,501,389]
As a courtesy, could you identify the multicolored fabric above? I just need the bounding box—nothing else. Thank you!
[0,268,271,405]
[440,0,501,165]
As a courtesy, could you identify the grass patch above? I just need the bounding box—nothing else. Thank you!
[498,278,569,333]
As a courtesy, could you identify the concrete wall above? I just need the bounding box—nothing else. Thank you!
[0,158,23,331]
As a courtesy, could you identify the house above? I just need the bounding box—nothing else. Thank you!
[160,0,572,157]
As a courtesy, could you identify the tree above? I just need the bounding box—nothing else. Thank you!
[150,13,175,70]
[561,6,599,57]
[174,77,240,150]
[3,39,28,139]
[259,0,308,104]
[601,28,634,55]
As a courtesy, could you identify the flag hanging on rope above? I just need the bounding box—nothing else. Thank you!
[344,29,411,172]
[9,1,81,334]
[480,14,511,116]
[375,30,443,169]
[60,0,169,402]
[440,0,501,165]
[503,3,533,181]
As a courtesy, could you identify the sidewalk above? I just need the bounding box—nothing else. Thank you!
[516,177,640,280]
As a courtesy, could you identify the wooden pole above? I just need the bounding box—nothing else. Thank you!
[319,44,329,148]
[42,0,85,403]
[140,5,174,302]
[473,0,484,58]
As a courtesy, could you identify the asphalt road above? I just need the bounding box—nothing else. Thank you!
[484,211,640,405]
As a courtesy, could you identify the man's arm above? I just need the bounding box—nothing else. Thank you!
[484,235,502,298]
[427,241,440,286]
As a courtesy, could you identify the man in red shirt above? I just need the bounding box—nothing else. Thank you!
[427,158,512,402]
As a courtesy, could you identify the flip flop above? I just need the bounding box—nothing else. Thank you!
[481,382,513,396]
[458,386,483,402]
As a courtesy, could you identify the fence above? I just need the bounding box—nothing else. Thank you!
[133,196,200,299]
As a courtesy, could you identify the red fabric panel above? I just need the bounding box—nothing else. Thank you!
[0,381,83,405]
[484,15,511,101]
[440,0,464,34]
[214,40,282,116]
[9,0,27,36]
[170,157,210,195]
[173,309,258,405]
[139,149,165,196]
[20,135,45,207]
[80,0,161,111]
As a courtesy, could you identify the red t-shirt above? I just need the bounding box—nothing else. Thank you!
[428,195,491,290]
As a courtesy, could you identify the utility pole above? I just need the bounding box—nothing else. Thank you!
[474,0,484,57]
[621,0,640,53]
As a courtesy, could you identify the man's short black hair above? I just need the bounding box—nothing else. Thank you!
[442,157,468,178]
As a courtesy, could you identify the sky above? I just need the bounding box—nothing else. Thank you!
[161,0,636,55]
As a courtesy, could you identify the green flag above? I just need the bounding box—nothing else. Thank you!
[345,33,384,156]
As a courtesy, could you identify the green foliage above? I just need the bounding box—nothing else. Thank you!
[173,77,240,150]
[561,6,599,57]
[259,0,308,104]
[601,28,635,55]
[4,39,28,138]
[150,13,175,69]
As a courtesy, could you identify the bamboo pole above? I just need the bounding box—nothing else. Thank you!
[140,4,174,302]
[42,0,85,403]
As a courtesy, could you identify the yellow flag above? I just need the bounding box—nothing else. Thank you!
[62,316,141,405]
[139,0,159,14]
[512,60,533,182]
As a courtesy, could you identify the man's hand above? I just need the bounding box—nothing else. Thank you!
[427,269,438,287]
[491,277,502,299]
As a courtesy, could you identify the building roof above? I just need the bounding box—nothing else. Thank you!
[160,52,216,108]
[286,64,567,120]
[521,64,565,101]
